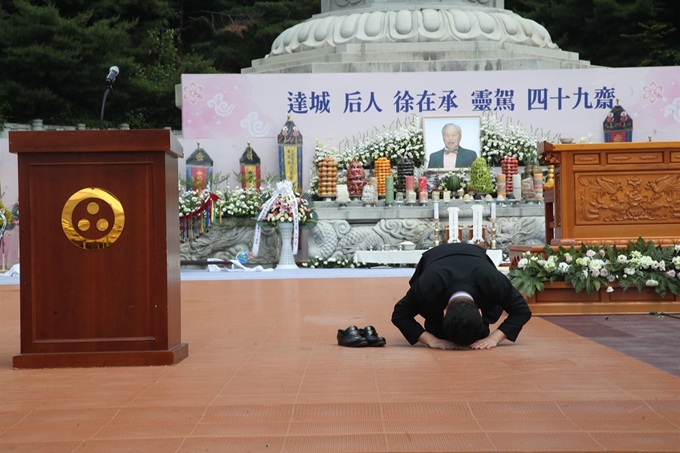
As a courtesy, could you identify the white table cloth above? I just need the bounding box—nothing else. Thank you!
[353,250,425,265]
[353,248,504,267]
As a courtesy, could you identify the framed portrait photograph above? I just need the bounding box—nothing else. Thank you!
[422,115,481,170]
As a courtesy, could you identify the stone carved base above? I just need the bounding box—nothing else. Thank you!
[179,220,278,266]
[179,207,546,266]
[308,217,545,261]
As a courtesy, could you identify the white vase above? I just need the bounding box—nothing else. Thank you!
[276,222,298,269]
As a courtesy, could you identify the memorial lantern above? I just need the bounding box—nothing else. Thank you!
[185,142,213,191]
[277,115,303,191]
[239,142,261,189]
[603,99,633,143]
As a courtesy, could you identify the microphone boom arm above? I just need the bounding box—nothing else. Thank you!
[99,85,112,130]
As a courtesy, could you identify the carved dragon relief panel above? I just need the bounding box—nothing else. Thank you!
[576,173,680,224]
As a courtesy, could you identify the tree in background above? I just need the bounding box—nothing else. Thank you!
[1,0,678,130]
[177,0,320,73]
[0,0,215,129]
[506,0,680,67]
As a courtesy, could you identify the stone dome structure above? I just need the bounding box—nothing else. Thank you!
[243,0,594,73]
[269,7,558,57]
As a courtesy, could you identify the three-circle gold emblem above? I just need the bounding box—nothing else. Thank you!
[61,188,125,250]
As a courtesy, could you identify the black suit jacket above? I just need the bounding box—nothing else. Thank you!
[391,243,532,345]
[427,146,477,169]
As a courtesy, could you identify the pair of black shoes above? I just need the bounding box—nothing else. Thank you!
[337,325,386,347]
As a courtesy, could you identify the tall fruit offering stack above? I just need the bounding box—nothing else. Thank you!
[396,158,414,193]
[317,157,338,198]
[374,157,391,197]
[501,156,518,194]
[347,161,367,198]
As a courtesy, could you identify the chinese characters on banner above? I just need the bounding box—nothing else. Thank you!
[286,86,617,115]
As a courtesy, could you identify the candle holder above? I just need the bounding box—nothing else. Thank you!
[433,219,441,247]
[490,218,497,250]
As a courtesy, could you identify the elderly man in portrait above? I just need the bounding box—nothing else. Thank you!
[427,123,478,169]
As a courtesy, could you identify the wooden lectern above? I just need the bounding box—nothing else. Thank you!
[539,141,680,246]
[9,130,188,368]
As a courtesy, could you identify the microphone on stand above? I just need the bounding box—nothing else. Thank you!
[100,66,119,130]
[105,66,119,85]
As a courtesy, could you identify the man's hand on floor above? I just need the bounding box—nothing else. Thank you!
[469,330,507,349]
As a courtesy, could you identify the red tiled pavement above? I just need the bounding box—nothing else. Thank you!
[1,277,680,452]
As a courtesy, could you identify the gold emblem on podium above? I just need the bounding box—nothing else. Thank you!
[61,188,125,249]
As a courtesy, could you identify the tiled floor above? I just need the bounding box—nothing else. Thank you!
[1,275,680,453]
[545,314,680,378]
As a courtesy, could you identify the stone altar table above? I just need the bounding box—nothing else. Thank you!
[179,200,546,267]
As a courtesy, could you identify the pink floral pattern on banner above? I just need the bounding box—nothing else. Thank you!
[183,82,204,104]
[642,82,664,104]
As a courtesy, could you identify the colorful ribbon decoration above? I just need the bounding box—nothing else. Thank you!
[180,193,219,241]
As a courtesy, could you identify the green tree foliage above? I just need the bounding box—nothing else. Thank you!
[506,0,680,67]
[0,0,215,129]
[0,1,136,126]
[1,0,678,130]
[178,0,320,73]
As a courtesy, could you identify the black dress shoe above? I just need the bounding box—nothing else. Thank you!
[359,326,386,347]
[337,326,368,347]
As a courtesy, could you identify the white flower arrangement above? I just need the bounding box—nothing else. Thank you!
[218,186,268,218]
[257,192,315,227]
[311,115,425,196]
[302,256,366,268]
[350,115,424,167]
[510,238,680,299]
[178,183,213,217]
[480,112,551,166]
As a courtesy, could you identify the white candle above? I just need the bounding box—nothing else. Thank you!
[512,174,522,200]
[447,207,460,243]
[434,202,439,219]
[490,202,496,220]
[470,204,484,243]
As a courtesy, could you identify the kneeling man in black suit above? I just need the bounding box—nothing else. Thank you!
[391,243,532,350]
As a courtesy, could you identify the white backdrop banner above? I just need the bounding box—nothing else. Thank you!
[182,67,680,141]
[180,67,680,188]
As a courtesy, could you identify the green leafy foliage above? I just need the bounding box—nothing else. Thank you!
[178,0,320,74]
[506,0,680,67]
[509,238,680,299]
[0,0,214,129]
[2,0,679,130]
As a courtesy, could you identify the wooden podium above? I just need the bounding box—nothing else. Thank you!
[539,141,680,246]
[9,130,188,368]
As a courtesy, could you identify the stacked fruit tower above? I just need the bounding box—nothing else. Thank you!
[373,157,391,197]
[346,161,367,198]
[501,156,519,194]
[396,158,415,193]
[317,157,338,198]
